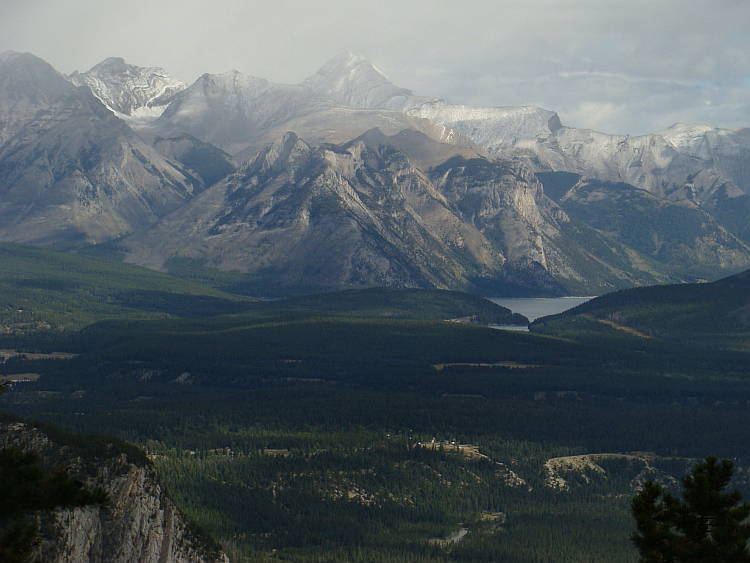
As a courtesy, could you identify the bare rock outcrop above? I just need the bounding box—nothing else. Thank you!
[1,420,228,563]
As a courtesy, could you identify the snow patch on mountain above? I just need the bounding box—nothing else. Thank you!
[299,52,562,154]
[68,57,186,124]
[408,102,563,153]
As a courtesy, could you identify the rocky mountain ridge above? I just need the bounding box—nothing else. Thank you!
[120,130,514,292]
[68,57,187,126]
[294,52,750,232]
[2,50,750,294]
[87,50,750,246]
[119,128,750,295]
[54,50,750,217]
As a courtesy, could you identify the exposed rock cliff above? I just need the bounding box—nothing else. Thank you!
[1,419,228,563]
[120,130,570,294]
[297,53,750,245]
[0,52,201,246]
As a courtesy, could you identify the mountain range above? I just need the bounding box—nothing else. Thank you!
[1,50,750,295]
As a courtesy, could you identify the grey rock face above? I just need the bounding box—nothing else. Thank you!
[301,53,750,243]
[121,130,568,293]
[146,71,334,155]
[48,465,226,563]
[121,132,479,290]
[0,52,199,245]
[1,421,228,563]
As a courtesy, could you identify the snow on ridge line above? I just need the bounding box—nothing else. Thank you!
[68,57,187,121]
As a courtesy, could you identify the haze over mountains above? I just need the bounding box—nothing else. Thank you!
[2,50,750,295]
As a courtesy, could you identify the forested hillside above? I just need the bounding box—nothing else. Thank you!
[3,263,750,560]
[531,267,750,350]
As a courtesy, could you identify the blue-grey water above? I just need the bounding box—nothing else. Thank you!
[489,296,594,326]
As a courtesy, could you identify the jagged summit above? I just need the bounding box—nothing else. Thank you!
[68,56,186,124]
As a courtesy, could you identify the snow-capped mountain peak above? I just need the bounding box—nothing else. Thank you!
[301,51,413,109]
[299,52,563,152]
[68,57,187,124]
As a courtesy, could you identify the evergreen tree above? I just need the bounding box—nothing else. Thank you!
[632,456,750,562]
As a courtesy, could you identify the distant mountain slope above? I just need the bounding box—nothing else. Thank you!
[537,171,750,279]
[0,242,253,334]
[302,53,750,237]
[0,52,201,245]
[237,286,528,326]
[0,242,528,344]
[150,133,236,188]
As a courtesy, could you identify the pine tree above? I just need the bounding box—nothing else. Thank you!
[632,456,750,563]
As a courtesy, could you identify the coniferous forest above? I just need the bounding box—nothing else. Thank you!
[2,244,750,562]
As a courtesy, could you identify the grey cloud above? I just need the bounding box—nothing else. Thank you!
[1,0,748,136]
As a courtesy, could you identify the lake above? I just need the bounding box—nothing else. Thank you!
[488,296,594,329]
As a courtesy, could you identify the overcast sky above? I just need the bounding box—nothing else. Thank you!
[2,0,749,136]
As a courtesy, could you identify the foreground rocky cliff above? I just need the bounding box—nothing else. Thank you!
[1,419,228,563]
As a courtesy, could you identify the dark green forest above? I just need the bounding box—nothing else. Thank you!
[2,244,750,562]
